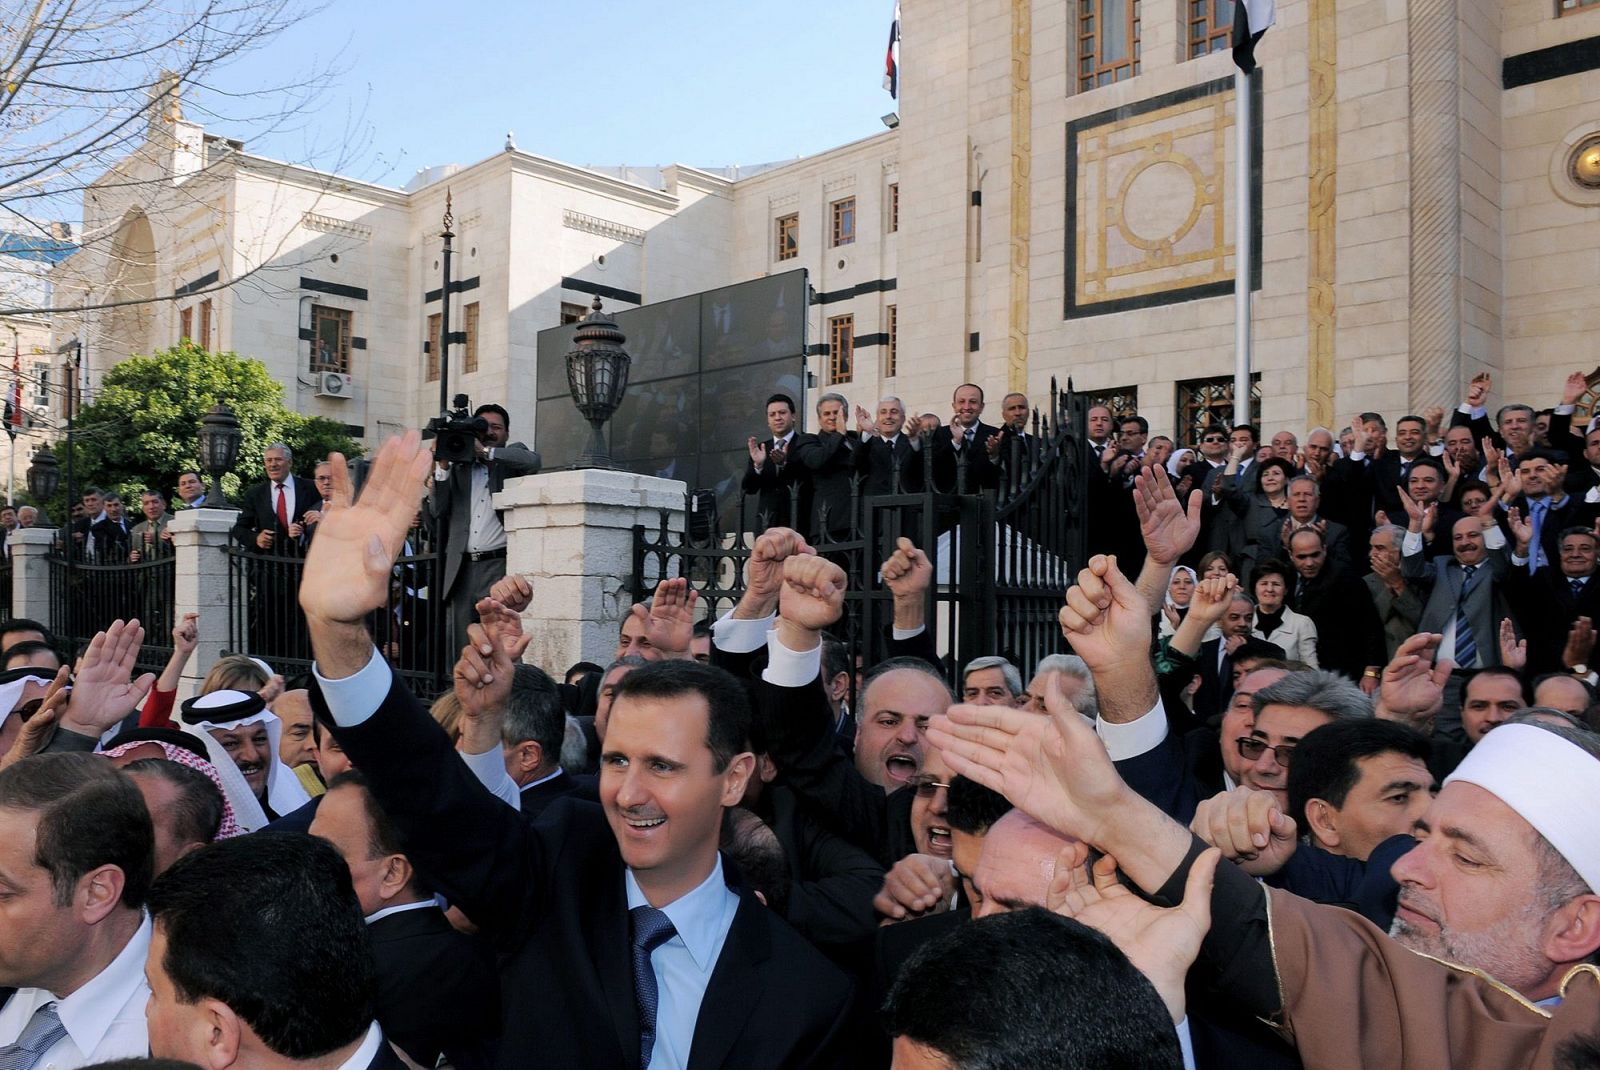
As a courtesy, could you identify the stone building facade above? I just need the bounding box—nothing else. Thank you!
[49,0,1600,453]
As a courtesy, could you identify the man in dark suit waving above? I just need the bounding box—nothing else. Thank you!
[299,433,853,1070]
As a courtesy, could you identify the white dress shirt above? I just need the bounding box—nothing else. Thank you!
[332,1021,384,1070]
[465,463,507,552]
[624,859,740,1070]
[0,916,152,1070]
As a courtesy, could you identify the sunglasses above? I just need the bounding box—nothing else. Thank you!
[909,778,952,798]
[1235,736,1296,767]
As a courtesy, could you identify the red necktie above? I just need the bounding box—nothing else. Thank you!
[275,484,289,528]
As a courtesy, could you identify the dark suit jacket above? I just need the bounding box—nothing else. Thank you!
[518,769,599,822]
[741,435,811,531]
[795,431,862,539]
[314,673,853,1070]
[89,515,132,560]
[369,905,500,1070]
[1291,568,1388,679]
[853,433,922,496]
[927,421,1000,493]
[1503,493,1594,576]
[1503,563,1600,675]
[232,475,320,553]
[428,443,543,597]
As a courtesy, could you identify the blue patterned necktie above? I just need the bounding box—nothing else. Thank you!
[1573,579,1586,600]
[1455,565,1480,668]
[1529,498,1550,574]
[0,1003,66,1070]
[630,905,678,1070]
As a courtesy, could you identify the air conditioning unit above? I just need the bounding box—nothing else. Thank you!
[316,371,354,399]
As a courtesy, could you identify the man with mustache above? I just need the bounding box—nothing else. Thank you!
[178,690,310,823]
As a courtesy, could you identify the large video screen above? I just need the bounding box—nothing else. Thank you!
[536,270,808,526]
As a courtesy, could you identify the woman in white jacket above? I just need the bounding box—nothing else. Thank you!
[1251,559,1319,666]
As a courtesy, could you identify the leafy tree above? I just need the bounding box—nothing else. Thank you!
[51,342,361,511]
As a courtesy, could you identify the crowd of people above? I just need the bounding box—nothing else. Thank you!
[1,368,1598,1070]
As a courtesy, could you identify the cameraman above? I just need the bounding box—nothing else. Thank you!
[429,402,542,656]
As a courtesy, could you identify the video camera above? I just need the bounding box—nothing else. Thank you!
[424,394,489,466]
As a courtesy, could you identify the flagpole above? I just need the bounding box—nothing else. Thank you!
[1233,64,1252,426]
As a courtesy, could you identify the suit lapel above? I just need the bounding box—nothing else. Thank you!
[686,892,768,1070]
[590,871,642,1070]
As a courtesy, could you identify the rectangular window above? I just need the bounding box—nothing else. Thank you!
[831,197,856,247]
[1559,0,1600,13]
[425,312,441,382]
[1188,0,1232,58]
[30,362,48,408]
[776,213,799,261]
[1175,374,1261,446]
[310,305,352,374]
[828,314,854,384]
[1078,0,1141,92]
[197,299,212,348]
[463,301,480,374]
[559,301,588,325]
[179,306,192,343]
[1084,386,1139,422]
[885,304,898,378]
[888,183,899,233]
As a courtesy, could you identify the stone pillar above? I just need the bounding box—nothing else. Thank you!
[497,469,687,672]
[9,527,57,626]
[169,507,240,699]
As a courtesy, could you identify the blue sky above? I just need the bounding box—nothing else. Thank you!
[206,0,896,186]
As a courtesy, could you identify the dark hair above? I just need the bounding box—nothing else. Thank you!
[862,656,954,702]
[2,639,64,668]
[0,618,53,646]
[141,487,167,502]
[1516,446,1570,468]
[610,660,752,773]
[765,393,796,413]
[1234,637,1287,663]
[1396,414,1426,431]
[1258,457,1297,484]
[564,660,604,686]
[1559,526,1598,545]
[1118,415,1149,435]
[1408,458,1446,480]
[882,907,1182,1068]
[1461,666,1530,705]
[0,754,154,908]
[503,663,566,771]
[1360,412,1387,430]
[147,832,376,1059]
[821,637,851,683]
[946,775,1012,835]
[473,403,510,428]
[1253,559,1292,591]
[82,486,105,499]
[1286,719,1431,836]
[720,807,791,915]
[692,618,713,638]
[178,469,204,482]
[324,771,430,897]
[1231,424,1259,442]
[123,759,224,849]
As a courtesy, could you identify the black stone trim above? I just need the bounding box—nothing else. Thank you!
[812,277,898,305]
[1503,35,1600,89]
[297,326,315,342]
[300,277,368,301]
[854,332,888,348]
[423,275,482,304]
[559,276,641,306]
[174,270,219,297]
[343,424,365,438]
[445,331,467,345]
[969,332,981,352]
[1064,71,1264,321]
[805,342,830,356]
[351,337,367,350]
[970,190,982,206]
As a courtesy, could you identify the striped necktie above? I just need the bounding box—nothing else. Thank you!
[1455,565,1480,669]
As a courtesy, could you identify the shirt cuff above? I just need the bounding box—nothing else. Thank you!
[1178,1018,1195,1069]
[1096,698,1169,761]
[459,746,522,810]
[1348,450,1367,462]
[1483,525,1506,549]
[313,647,393,727]
[1511,552,1529,566]
[762,630,822,688]
[1555,404,1576,416]
[892,624,926,641]
[712,609,775,654]
[1402,531,1424,555]
[433,467,448,482]
[1458,403,1486,418]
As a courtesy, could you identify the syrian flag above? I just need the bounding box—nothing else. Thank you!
[883,0,901,99]
[7,346,20,440]
[1232,0,1276,73]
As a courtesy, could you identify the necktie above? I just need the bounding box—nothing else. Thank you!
[275,484,289,528]
[1529,498,1550,574]
[0,1002,67,1070]
[630,905,678,1069]
[1455,565,1479,669]
[1295,576,1307,604]
[1573,578,1586,600]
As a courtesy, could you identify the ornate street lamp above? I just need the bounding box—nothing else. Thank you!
[565,297,632,469]
[197,403,242,506]
[25,445,59,503]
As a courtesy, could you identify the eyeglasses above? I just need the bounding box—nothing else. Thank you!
[1202,435,1226,443]
[1235,736,1296,767]
[910,778,952,798]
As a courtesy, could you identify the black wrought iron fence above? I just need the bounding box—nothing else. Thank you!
[0,556,11,626]
[47,538,176,674]
[224,528,448,698]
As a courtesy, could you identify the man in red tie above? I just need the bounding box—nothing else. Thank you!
[231,443,321,662]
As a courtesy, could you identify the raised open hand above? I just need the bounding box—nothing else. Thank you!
[455,599,534,724]
[1498,618,1526,671]
[628,577,698,657]
[778,553,847,634]
[1565,371,1588,408]
[0,667,69,772]
[300,432,433,625]
[1134,464,1203,566]
[1564,617,1596,671]
[1048,846,1220,1025]
[1506,506,1533,552]
[1374,632,1451,731]
[856,405,875,435]
[747,437,768,467]
[59,620,157,737]
[1057,555,1151,675]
